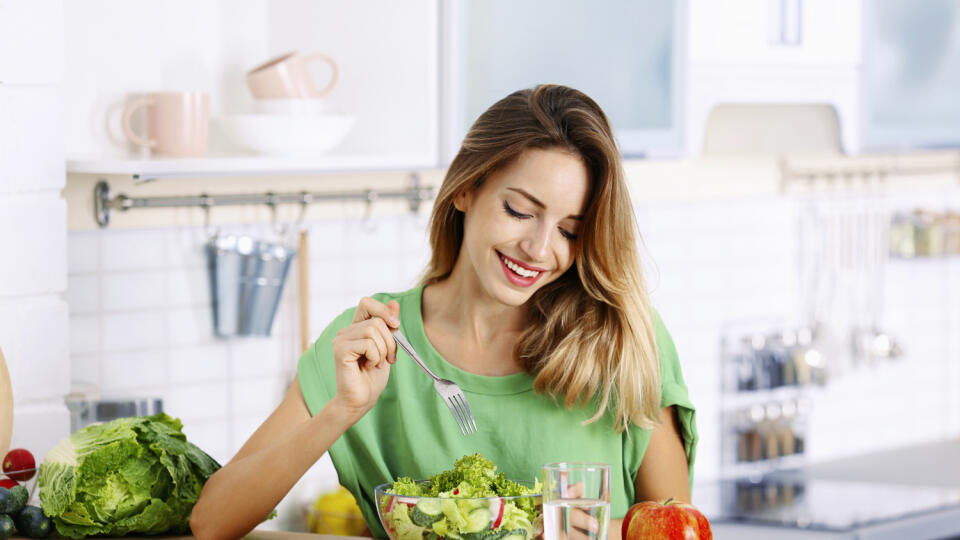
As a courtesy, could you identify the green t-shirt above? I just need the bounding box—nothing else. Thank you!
[297,285,698,538]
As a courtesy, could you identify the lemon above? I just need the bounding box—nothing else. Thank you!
[307,486,367,536]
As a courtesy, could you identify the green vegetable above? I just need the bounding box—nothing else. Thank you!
[411,499,443,527]
[37,413,220,539]
[383,454,541,540]
[0,485,28,514]
[15,506,53,538]
[0,514,14,540]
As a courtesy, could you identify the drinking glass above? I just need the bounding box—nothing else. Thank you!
[542,462,611,540]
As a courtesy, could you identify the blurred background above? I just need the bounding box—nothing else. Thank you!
[2,0,959,537]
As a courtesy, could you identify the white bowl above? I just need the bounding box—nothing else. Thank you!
[214,114,355,155]
[253,98,329,115]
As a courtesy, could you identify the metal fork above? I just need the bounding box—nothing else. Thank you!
[392,330,478,435]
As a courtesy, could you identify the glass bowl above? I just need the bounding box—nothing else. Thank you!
[375,480,542,540]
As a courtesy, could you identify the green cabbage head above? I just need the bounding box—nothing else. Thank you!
[38,413,220,538]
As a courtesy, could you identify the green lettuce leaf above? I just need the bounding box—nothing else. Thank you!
[38,413,221,539]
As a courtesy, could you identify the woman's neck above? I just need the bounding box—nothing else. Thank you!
[421,265,528,374]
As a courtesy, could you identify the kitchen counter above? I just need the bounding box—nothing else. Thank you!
[704,438,960,540]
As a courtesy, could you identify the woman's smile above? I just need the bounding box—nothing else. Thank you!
[497,250,547,287]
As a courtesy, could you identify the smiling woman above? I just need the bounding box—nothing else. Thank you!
[190,85,697,540]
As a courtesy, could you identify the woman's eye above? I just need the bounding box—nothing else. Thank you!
[559,229,577,241]
[503,201,532,220]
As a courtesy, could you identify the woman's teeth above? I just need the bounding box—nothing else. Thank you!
[501,255,540,278]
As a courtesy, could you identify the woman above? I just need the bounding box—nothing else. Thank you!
[191,84,697,540]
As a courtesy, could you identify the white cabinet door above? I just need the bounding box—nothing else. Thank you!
[688,0,861,66]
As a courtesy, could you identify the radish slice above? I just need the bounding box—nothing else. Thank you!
[397,496,418,507]
[489,498,505,529]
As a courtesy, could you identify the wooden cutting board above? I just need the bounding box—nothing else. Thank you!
[0,347,13,461]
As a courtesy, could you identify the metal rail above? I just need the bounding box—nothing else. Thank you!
[94,174,433,228]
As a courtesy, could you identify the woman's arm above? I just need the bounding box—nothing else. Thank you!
[609,405,690,540]
[189,381,365,540]
[191,297,401,540]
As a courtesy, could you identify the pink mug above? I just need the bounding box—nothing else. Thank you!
[246,51,339,99]
[122,91,210,157]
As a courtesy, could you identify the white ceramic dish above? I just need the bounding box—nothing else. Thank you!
[214,114,355,155]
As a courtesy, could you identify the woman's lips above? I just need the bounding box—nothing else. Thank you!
[497,251,546,288]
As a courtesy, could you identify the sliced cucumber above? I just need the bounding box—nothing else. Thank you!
[464,507,492,534]
[500,531,527,540]
[412,498,444,527]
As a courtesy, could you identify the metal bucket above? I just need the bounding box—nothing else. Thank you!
[206,234,296,336]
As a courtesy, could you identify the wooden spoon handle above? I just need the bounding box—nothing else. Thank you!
[298,230,310,353]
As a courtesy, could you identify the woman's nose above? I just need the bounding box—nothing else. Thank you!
[520,224,551,261]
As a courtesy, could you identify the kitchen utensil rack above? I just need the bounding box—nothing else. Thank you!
[93,174,432,228]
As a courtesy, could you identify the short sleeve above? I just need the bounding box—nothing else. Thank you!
[297,307,356,416]
[651,309,699,488]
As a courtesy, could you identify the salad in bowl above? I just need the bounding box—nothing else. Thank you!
[375,454,542,540]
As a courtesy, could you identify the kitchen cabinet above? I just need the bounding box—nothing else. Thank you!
[685,0,863,155]
[441,0,684,160]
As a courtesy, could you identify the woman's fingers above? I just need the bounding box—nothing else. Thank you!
[353,296,401,328]
[568,507,600,538]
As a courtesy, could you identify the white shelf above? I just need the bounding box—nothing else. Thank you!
[66,153,438,180]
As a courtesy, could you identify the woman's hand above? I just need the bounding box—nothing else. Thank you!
[545,481,602,540]
[330,296,400,417]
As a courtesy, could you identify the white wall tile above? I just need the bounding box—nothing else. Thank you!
[230,338,285,378]
[70,353,100,387]
[0,297,69,404]
[102,311,166,351]
[101,229,169,271]
[0,197,67,296]
[10,403,70,461]
[181,419,231,467]
[165,267,210,308]
[101,271,166,311]
[165,382,229,423]
[0,0,64,85]
[67,231,100,273]
[66,274,99,314]
[169,344,228,384]
[69,315,100,356]
[231,376,286,416]
[166,307,214,346]
[0,86,64,194]
[101,350,167,392]
[165,228,208,269]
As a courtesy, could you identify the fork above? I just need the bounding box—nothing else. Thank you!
[392,330,478,435]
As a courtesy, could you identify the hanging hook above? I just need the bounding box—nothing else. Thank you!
[200,194,217,239]
[362,189,378,232]
[298,192,312,231]
[265,192,286,240]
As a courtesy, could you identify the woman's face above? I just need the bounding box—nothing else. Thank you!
[456,147,590,307]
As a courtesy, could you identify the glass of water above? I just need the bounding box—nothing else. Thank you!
[542,462,611,540]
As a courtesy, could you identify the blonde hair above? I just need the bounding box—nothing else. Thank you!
[423,85,660,431]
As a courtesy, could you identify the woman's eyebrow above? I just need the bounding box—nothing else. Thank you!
[507,187,583,220]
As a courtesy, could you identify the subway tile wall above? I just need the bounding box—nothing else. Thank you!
[66,192,959,517]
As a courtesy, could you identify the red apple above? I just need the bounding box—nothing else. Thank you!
[623,498,712,540]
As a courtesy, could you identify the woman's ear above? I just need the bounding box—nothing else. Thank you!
[454,189,471,213]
